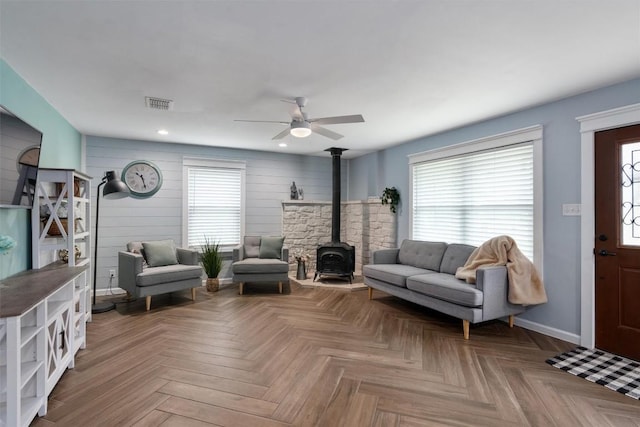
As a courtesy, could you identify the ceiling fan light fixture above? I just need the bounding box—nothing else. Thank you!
[290,121,312,138]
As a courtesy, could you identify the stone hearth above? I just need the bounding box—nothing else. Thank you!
[289,275,367,292]
[282,198,397,275]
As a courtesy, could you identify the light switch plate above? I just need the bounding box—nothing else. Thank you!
[562,204,581,216]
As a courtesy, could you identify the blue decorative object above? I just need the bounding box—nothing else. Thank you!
[0,235,17,255]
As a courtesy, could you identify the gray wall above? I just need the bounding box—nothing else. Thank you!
[87,136,342,292]
[348,78,640,338]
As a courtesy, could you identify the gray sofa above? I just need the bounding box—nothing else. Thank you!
[118,240,203,311]
[363,239,525,339]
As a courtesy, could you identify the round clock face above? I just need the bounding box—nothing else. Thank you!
[122,160,163,198]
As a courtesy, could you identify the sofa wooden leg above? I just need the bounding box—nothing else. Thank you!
[509,315,514,328]
[239,282,244,295]
[278,281,283,294]
[463,320,470,340]
[145,295,151,311]
[191,288,196,301]
[368,287,373,300]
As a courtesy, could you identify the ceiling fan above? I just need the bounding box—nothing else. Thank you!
[235,97,364,140]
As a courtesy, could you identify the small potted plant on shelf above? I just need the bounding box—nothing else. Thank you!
[381,187,400,213]
[201,237,223,292]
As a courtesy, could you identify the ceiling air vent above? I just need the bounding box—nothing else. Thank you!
[145,96,173,111]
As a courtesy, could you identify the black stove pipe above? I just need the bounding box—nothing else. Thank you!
[326,147,346,243]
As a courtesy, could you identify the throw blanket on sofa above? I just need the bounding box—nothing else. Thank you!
[455,235,547,305]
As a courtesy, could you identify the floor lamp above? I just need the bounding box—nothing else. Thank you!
[92,170,129,313]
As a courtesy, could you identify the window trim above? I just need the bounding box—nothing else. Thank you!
[182,157,246,250]
[408,125,544,271]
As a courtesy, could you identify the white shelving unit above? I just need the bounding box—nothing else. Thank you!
[31,169,92,269]
[0,266,87,427]
[31,169,92,327]
[0,169,92,426]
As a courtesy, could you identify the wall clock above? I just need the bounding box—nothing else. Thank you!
[121,160,163,198]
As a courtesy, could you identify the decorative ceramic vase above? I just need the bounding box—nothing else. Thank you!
[206,277,219,292]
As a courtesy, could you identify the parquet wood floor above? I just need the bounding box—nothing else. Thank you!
[33,282,640,426]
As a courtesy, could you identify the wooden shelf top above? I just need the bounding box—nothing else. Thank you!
[0,262,88,318]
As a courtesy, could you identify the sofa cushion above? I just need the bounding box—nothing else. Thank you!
[142,240,178,267]
[243,236,261,258]
[232,258,289,274]
[407,273,483,307]
[363,264,435,288]
[439,244,476,275]
[259,236,284,259]
[398,240,447,270]
[126,241,148,268]
[136,264,203,287]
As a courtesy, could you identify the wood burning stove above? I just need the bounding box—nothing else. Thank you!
[314,147,356,283]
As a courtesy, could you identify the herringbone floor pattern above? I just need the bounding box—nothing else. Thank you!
[33,281,640,426]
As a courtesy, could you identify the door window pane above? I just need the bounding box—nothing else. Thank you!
[621,141,640,246]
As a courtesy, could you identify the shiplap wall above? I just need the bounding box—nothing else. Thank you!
[86,136,343,293]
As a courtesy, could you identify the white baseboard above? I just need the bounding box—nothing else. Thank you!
[96,288,126,296]
[514,317,580,344]
[96,277,234,296]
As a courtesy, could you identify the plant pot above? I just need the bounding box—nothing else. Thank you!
[206,277,220,292]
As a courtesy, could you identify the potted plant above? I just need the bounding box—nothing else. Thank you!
[201,237,223,292]
[381,187,400,213]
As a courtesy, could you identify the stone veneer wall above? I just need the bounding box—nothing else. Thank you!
[282,198,397,275]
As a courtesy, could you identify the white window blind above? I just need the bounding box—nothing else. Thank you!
[412,142,535,259]
[184,160,244,249]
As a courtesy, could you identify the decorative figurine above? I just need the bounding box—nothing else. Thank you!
[290,181,298,200]
[298,188,304,200]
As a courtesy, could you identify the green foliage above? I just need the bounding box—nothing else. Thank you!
[201,237,223,278]
[381,187,400,213]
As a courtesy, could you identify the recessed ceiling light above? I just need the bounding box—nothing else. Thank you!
[157,129,169,135]
[278,143,287,147]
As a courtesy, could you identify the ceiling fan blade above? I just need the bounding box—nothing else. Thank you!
[311,124,343,140]
[272,127,292,140]
[234,119,290,124]
[309,114,364,125]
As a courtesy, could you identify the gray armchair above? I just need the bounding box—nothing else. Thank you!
[232,236,289,294]
[118,240,203,310]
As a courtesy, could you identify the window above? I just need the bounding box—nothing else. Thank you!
[183,158,245,249]
[409,126,543,265]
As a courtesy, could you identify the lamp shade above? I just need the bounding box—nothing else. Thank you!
[102,170,130,199]
[290,121,312,138]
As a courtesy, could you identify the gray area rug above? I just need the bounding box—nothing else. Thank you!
[546,346,640,400]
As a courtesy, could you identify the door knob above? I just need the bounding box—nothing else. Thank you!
[599,249,617,256]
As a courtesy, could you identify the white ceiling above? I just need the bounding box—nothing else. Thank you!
[1,1,639,159]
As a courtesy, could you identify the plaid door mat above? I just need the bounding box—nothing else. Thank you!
[546,346,640,400]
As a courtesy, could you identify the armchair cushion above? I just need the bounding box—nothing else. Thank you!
[142,240,178,267]
[126,241,148,267]
[259,236,285,259]
[244,236,261,258]
[232,258,289,274]
[136,264,203,287]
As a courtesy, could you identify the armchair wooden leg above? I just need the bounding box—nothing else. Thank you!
[509,315,515,328]
[191,288,196,301]
[463,320,470,340]
[145,295,151,311]
[368,287,373,300]
[239,282,244,295]
[278,281,283,294]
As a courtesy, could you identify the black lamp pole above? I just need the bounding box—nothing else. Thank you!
[92,171,129,314]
